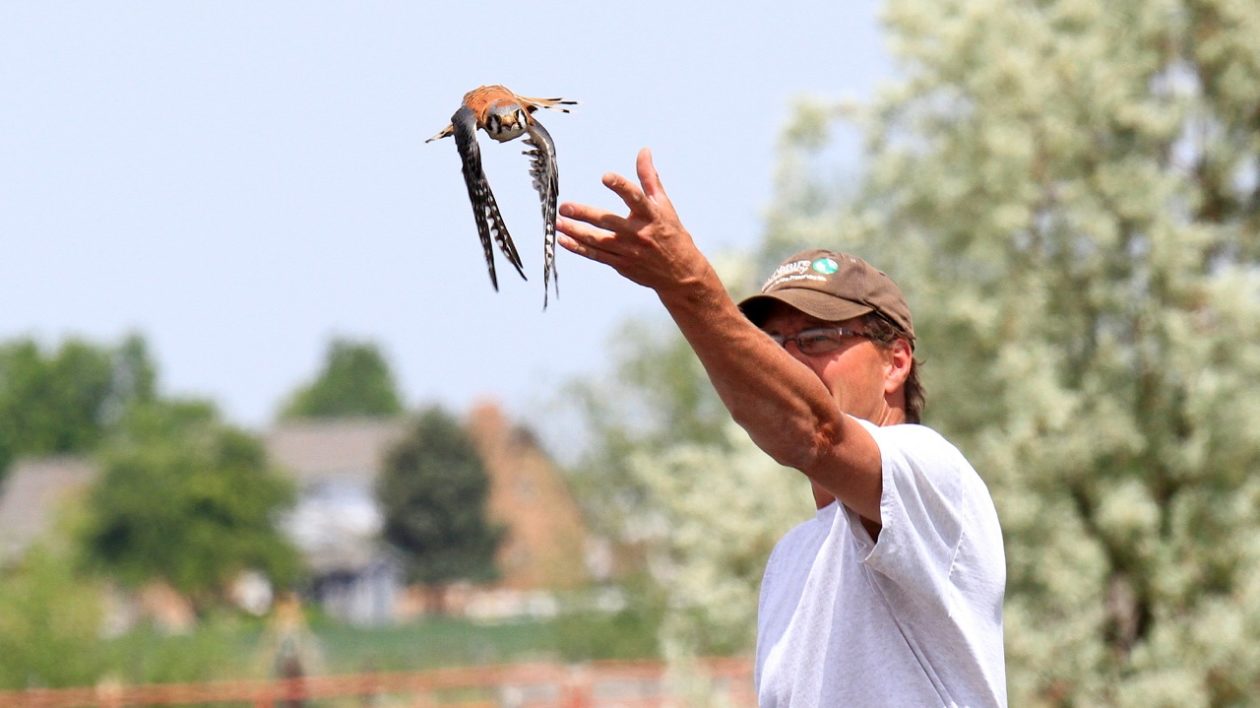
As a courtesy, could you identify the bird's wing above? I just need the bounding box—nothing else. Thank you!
[523,118,560,308]
[519,95,577,115]
[452,106,526,290]
[425,123,454,143]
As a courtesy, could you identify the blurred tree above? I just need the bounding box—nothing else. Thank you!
[377,407,502,613]
[279,339,403,419]
[80,400,299,611]
[0,543,106,689]
[0,334,155,481]
[754,0,1260,703]
[568,1,1260,695]
[623,423,811,658]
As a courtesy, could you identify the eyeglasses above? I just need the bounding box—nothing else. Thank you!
[764,326,872,355]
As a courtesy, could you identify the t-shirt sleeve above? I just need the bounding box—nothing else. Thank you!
[856,419,966,590]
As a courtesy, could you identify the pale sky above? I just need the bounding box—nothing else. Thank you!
[0,2,892,433]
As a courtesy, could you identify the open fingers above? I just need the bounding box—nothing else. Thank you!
[636,147,671,207]
[559,201,630,233]
[602,171,653,218]
[556,217,626,264]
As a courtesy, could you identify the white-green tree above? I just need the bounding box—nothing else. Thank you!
[624,422,812,659]
[575,0,1260,703]
[764,0,1260,703]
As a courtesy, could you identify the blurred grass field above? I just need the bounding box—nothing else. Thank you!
[90,607,662,687]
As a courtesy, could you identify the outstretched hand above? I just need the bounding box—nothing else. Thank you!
[556,148,707,294]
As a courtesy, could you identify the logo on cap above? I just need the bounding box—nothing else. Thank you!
[811,257,839,275]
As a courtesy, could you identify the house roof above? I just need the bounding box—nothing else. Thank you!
[0,456,99,562]
[263,418,408,485]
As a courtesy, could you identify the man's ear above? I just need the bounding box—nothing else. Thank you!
[883,337,913,395]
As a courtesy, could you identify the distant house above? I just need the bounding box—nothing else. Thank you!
[264,417,409,625]
[0,402,593,625]
[265,401,592,623]
[0,456,98,564]
[464,402,590,592]
[0,457,196,633]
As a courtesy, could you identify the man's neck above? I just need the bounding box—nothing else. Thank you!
[811,481,836,510]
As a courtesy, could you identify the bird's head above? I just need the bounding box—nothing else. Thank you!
[485,104,529,142]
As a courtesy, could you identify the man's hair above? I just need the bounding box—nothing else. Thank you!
[861,313,925,423]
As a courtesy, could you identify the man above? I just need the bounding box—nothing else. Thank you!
[557,148,1006,706]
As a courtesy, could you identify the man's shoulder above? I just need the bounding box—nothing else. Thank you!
[861,420,965,462]
[862,421,991,500]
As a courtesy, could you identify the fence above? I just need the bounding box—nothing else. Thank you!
[0,658,755,707]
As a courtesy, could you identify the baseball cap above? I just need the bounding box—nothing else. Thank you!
[737,249,915,343]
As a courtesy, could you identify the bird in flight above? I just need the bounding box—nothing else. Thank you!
[427,85,575,308]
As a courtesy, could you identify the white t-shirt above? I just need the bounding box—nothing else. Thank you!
[755,420,1006,707]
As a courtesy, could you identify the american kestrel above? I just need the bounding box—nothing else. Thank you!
[427,85,575,308]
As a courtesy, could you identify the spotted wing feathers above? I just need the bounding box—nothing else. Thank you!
[451,106,526,290]
[523,119,560,308]
[431,89,573,305]
[519,95,578,115]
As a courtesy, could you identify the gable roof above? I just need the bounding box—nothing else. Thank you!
[263,418,408,485]
[0,456,99,562]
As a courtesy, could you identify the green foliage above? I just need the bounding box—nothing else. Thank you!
[80,400,299,608]
[0,544,106,689]
[756,0,1260,702]
[377,407,503,588]
[0,334,155,480]
[103,616,257,684]
[279,338,404,419]
[622,424,810,658]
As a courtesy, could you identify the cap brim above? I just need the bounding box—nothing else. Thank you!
[738,289,874,326]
